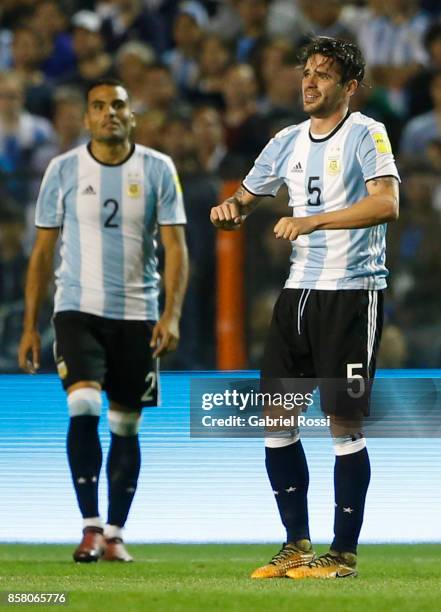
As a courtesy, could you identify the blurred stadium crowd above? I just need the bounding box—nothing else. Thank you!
[0,0,440,372]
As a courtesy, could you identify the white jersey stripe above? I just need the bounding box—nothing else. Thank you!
[122,157,148,319]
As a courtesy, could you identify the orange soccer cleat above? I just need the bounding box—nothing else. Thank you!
[286,550,357,579]
[250,540,315,578]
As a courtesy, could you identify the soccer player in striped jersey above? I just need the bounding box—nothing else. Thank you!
[211,37,400,579]
[18,79,188,562]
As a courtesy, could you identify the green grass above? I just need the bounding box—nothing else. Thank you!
[0,544,439,611]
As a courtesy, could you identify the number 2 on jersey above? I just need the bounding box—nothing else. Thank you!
[104,198,119,227]
[307,176,322,206]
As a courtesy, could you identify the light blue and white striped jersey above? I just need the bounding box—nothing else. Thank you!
[35,143,186,320]
[243,112,400,290]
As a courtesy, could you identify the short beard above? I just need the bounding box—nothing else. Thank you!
[96,133,126,145]
[304,99,338,118]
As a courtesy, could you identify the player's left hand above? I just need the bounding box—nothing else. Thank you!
[150,314,180,358]
[274,216,316,240]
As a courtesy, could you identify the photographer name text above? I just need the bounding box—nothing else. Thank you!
[201,415,330,428]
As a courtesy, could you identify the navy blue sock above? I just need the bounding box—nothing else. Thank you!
[265,440,310,542]
[331,447,371,554]
[107,433,141,528]
[67,415,102,518]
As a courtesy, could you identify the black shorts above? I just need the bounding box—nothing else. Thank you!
[261,289,383,417]
[53,311,159,409]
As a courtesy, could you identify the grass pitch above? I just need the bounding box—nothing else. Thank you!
[0,544,439,612]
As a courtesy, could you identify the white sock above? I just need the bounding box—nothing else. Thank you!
[104,524,123,539]
[83,517,103,530]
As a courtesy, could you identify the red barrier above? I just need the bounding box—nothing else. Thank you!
[216,180,247,369]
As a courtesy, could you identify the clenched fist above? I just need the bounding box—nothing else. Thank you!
[210,201,245,231]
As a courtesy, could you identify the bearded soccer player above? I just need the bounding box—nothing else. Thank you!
[18,79,188,562]
[210,38,399,579]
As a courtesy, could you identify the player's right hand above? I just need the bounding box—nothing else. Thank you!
[210,201,244,230]
[18,330,41,374]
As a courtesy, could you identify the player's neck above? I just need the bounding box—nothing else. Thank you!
[309,106,349,136]
[89,140,132,165]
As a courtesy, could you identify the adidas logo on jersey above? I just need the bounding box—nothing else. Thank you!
[82,185,96,195]
[292,161,303,173]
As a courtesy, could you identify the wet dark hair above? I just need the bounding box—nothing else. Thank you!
[298,37,365,84]
[85,78,128,102]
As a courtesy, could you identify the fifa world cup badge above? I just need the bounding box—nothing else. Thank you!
[173,173,183,196]
[373,132,392,154]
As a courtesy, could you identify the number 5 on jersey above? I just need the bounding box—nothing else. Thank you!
[307,176,322,206]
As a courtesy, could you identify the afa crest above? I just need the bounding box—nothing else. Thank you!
[127,173,142,197]
[327,156,341,176]
[127,182,142,198]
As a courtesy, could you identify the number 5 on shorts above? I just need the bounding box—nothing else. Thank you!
[346,363,365,399]
[141,371,157,402]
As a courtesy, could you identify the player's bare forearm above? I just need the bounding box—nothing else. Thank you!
[225,185,260,216]
[309,197,397,232]
[312,176,399,230]
[210,185,259,230]
[22,229,58,331]
[161,225,188,320]
[152,225,188,357]
[19,228,58,372]
[274,177,399,240]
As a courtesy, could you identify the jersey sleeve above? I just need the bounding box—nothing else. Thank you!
[242,137,284,197]
[156,157,187,225]
[35,159,64,228]
[358,123,401,183]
